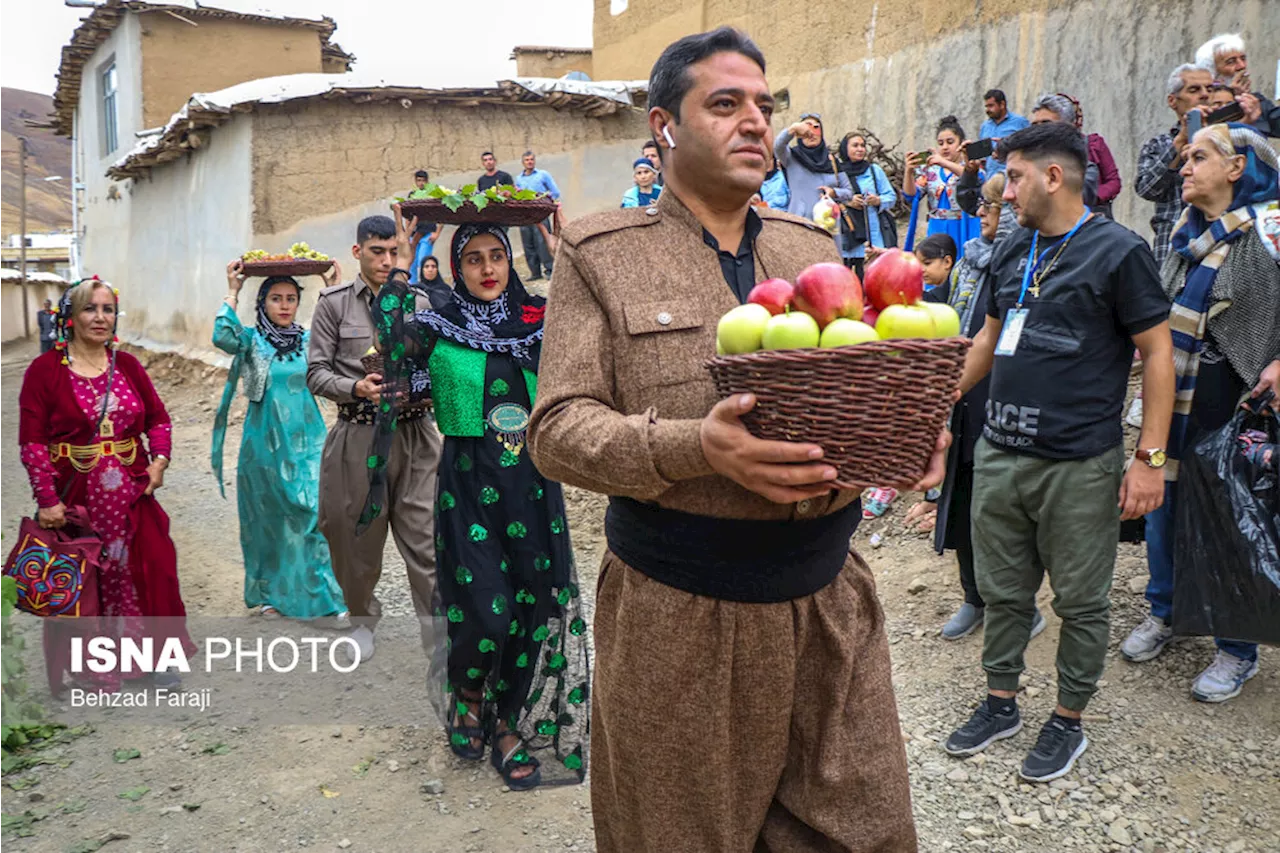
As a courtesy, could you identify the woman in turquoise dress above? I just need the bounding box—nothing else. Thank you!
[360,217,588,792]
[212,260,347,621]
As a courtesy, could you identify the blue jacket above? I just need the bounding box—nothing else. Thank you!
[621,184,662,208]
[760,170,790,211]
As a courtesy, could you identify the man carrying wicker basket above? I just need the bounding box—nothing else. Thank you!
[529,28,948,853]
[944,123,1175,783]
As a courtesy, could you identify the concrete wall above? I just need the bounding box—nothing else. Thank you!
[514,49,594,79]
[592,0,1279,236]
[86,114,254,355]
[78,13,144,294]
[1,281,69,343]
[250,99,651,236]
[137,11,327,130]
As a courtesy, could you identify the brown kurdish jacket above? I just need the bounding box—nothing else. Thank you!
[529,188,860,522]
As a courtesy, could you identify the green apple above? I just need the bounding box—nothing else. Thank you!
[819,318,880,347]
[761,310,821,350]
[716,303,772,354]
[920,301,961,338]
[875,304,937,340]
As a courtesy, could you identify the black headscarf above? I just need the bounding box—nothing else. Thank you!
[255,276,305,359]
[836,133,872,179]
[416,223,545,371]
[790,118,834,175]
[358,223,547,532]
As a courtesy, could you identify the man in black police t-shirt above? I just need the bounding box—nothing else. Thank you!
[477,151,515,192]
[943,122,1176,783]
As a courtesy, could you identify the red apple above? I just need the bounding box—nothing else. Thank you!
[864,248,924,310]
[862,305,880,327]
[747,278,795,316]
[793,263,864,329]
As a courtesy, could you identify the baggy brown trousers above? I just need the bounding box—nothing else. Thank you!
[591,552,918,853]
[316,418,442,636]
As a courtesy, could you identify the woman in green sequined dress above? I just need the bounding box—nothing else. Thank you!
[361,215,588,790]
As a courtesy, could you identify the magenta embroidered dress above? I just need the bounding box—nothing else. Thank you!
[18,350,191,693]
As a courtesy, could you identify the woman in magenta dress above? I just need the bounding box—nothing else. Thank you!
[18,278,192,694]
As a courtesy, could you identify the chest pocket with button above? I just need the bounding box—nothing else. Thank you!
[621,301,709,389]
[338,321,371,358]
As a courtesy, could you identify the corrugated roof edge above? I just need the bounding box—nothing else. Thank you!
[50,0,352,136]
[105,72,649,180]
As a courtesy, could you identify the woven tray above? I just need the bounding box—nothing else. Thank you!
[705,338,971,490]
[360,352,433,406]
[398,197,557,227]
[240,259,333,278]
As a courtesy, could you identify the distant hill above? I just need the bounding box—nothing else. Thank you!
[1,88,73,238]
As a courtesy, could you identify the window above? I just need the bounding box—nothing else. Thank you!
[101,61,119,155]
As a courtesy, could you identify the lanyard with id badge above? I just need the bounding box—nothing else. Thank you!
[995,211,1092,356]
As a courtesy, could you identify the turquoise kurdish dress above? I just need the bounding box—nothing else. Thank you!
[211,303,345,619]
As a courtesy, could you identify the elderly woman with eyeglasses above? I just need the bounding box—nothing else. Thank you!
[1121,123,1280,703]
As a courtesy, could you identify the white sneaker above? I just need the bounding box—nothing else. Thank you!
[1125,398,1144,428]
[1191,651,1259,703]
[350,626,375,664]
[1121,615,1175,662]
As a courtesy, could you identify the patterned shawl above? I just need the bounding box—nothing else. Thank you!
[1163,124,1280,480]
[254,276,306,358]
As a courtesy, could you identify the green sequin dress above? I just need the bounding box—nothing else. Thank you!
[362,261,588,786]
[436,352,587,783]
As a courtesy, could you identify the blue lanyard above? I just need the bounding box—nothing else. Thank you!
[1017,211,1092,307]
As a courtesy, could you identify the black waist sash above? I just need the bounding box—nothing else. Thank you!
[605,497,862,603]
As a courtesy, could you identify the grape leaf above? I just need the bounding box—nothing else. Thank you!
[426,185,452,199]
[117,785,150,801]
[459,184,478,196]
[111,748,140,763]
[513,189,539,201]
[441,195,465,213]
[392,196,405,203]
[469,193,490,212]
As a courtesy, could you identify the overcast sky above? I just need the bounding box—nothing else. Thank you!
[0,0,595,96]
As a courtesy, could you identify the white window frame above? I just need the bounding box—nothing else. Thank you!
[100,59,119,156]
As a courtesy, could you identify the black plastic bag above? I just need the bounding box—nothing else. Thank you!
[1172,393,1280,646]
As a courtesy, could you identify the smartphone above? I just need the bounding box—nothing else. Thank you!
[1205,101,1246,125]
[964,139,995,161]
[1186,108,1203,137]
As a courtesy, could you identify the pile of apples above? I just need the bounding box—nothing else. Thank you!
[716,249,961,354]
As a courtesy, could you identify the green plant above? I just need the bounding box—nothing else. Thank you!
[400,183,546,213]
[1,577,46,754]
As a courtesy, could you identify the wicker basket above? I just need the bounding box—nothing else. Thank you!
[240,259,333,278]
[398,197,557,227]
[705,338,971,490]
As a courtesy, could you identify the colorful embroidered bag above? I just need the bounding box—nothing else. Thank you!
[3,507,102,618]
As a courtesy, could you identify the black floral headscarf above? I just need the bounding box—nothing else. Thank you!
[357,224,547,532]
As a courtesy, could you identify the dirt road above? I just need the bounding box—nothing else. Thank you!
[2,340,1276,853]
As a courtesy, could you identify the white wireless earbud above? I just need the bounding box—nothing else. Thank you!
[662,126,677,149]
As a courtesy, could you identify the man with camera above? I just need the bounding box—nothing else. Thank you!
[1195,33,1280,137]
[1136,64,1213,265]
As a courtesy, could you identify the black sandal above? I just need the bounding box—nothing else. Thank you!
[446,695,486,761]
[491,736,542,791]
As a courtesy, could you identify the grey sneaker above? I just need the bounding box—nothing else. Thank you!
[1030,608,1047,640]
[1121,615,1175,662]
[942,603,984,640]
[1019,717,1088,782]
[1191,651,1259,703]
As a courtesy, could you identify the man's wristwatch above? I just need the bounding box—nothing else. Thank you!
[1135,448,1167,468]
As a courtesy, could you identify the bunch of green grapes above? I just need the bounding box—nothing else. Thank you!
[288,242,329,261]
[243,249,269,260]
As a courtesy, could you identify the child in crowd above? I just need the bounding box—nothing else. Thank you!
[917,234,957,291]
